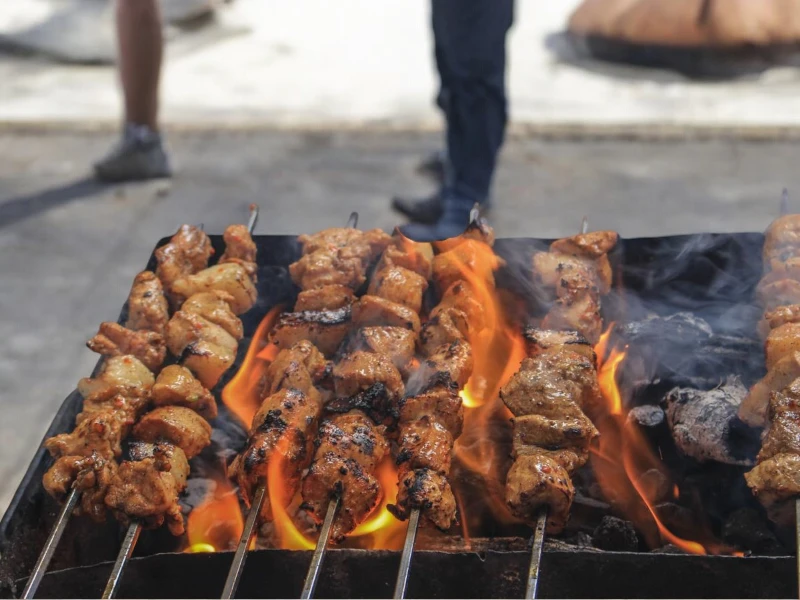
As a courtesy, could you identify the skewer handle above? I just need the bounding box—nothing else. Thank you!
[392,508,421,600]
[525,508,548,600]
[221,483,267,599]
[21,487,81,599]
[300,497,339,600]
[102,523,141,599]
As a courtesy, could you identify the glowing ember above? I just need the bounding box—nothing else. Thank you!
[186,478,245,553]
[591,326,739,555]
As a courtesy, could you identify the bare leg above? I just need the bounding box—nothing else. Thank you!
[117,0,163,130]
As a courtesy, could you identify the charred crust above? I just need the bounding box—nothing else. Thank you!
[325,383,396,426]
[256,409,288,433]
[279,306,352,327]
[396,447,412,465]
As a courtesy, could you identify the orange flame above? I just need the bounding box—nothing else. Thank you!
[350,459,406,549]
[186,478,245,553]
[222,305,283,426]
[591,326,738,555]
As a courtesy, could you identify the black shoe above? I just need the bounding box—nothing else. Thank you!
[391,191,444,225]
[416,150,447,183]
[400,194,473,242]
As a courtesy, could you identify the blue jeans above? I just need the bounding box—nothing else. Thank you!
[432,0,514,208]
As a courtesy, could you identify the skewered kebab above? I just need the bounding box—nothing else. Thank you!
[501,230,617,534]
[742,214,800,527]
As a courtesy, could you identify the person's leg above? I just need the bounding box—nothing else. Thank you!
[402,0,513,240]
[94,0,171,182]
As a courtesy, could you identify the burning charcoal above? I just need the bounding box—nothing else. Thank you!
[663,377,757,466]
[627,405,665,429]
[651,544,689,554]
[723,508,785,555]
[635,469,670,505]
[654,502,695,539]
[591,516,639,552]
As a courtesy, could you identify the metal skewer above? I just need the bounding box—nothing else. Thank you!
[101,522,141,599]
[300,497,340,599]
[21,487,81,598]
[392,507,421,599]
[525,508,548,599]
[221,482,267,599]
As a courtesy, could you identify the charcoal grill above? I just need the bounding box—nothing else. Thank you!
[1,229,796,599]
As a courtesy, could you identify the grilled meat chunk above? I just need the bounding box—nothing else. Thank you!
[523,327,597,365]
[180,291,244,339]
[541,292,603,345]
[367,265,428,313]
[500,351,602,418]
[376,236,433,280]
[744,453,800,526]
[399,385,464,438]
[295,285,356,312]
[301,411,389,540]
[219,224,257,265]
[231,388,321,519]
[182,340,237,390]
[431,281,487,335]
[740,352,800,428]
[765,322,800,371]
[763,214,800,268]
[351,295,421,333]
[532,252,602,297]
[298,228,392,258]
[171,262,257,315]
[263,341,328,396]
[132,406,212,459]
[760,304,800,340]
[396,417,453,476]
[125,271,169,334]
[44,453,118,522]
[432,238,502,294]
[270,307,351,357]
[87,322,166,372]
[165,310,238,357]
[415,339,474,391]
[155,225,214,300]
[332,350,405,402]
[419,308,469,356]
[77,355,155,401]
[45,408,135,460]
[511,413,597,468]
[505,454,575,534]
[151,365,217,419]
[105,444,189,535]
[550,230,619,259]
[350,326,416,373]
[390,469,457,530]
[289,250,367,291]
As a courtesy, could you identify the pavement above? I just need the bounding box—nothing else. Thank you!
[1,128,798,516]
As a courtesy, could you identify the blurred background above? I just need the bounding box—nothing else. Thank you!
[3,0,800,514]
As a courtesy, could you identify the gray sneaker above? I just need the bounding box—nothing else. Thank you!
[94,124,172,182]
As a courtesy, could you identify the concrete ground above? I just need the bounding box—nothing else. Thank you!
[0,127,797,515]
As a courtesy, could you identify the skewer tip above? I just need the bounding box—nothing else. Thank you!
[346,212,359,229]
[781,189,790,217]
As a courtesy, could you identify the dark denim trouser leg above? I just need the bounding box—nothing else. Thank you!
[432,0,513,207]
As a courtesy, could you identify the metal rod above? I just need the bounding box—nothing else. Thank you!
[247,204,260,234]
[782,188,790,217]
[346,211,359,229]
[21,487,80,598]
[220,483,267,599]
[300,497,340,599]
[469,203,481,226]
[525,508,548,600]
[392,507,421,600]
[102,522,141,599]
[795,498,800,600]
[580,216,589,235]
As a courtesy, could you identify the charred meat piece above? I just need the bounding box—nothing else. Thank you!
[415,339,474,391]
[151,365,217,419]
[376,235,433,280]
[231,388,321,517]
[759,389,800,462]
[155,225,214,300]
[105,444,189,535]
[532,252,603,298]
[549,230,619,259]
[132,406,212,459]
[431,281,487,335]
[505,453,575,534]
[270,307,351,358]
[301,411,389,540]
[295,285,356,312]
[510,446,583,473]
[389,468,457,530]
[350,326,417,373]
[763,214,800,268]
[511,412,598,468]
[744,453,800,526]
[351,295,421,333]
[165,310,238,357]
[367,265,428,314]
[523,327,596,366]
[77,355,155,401]
[180,291,244,339]
[87,322,166,372]
[419,308,469,357]
[396,417,453,476]
[541,292,603,345]
[44,453,118,522]
[500,351,602,418]
[332,350,405,402]
[219,223,257,265]
[765,322,800,371]
[740,351,800,428]
[125,271,169,335]
[263,340,328,397]
[182,339,237,390]
[398,384,464,439]
[432,238,502,294]
[760,304,800,340]
[171,262,257,315]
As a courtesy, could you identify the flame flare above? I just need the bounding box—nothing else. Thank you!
[591,325,739,555]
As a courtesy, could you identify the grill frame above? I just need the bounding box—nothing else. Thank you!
[1,231,792,599]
